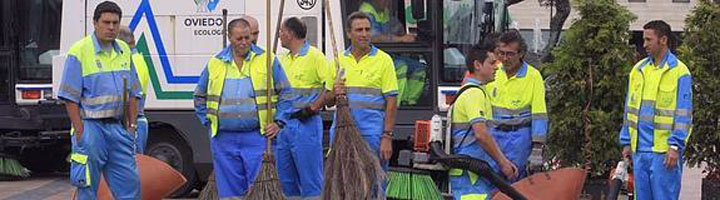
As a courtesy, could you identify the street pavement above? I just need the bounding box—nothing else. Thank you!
[0,164,706,200]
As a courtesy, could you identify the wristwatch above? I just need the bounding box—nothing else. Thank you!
[129,123,137,129]
[382,130,393,138]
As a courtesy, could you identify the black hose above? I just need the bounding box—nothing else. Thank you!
[430,142,527,200]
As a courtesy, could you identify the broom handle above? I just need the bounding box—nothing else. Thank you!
[323,0,342,82]
[272,0,286,54]
[266,0,273,149]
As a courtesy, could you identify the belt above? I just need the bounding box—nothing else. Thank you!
[494,121,531,132]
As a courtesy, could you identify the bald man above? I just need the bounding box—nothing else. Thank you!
[117,26,151,154]
[242,15,260,44]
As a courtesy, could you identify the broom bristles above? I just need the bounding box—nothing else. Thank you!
[198,170,218,200]
[0,156,30,180]
[245,146,285,200]
[323,97,385,199]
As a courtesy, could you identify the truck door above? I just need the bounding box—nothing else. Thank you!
[0,0,15,104]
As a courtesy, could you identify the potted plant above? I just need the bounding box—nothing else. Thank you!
[542,0,636,199]
[678,1,720,199]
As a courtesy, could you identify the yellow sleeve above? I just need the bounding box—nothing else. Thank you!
[381,56,399,96]
[457,89,490,124]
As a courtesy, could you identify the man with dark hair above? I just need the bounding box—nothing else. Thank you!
[462,32,502,84]
[275,17,331,199]
[619,20,692,200]
[487,29,548,181]
[193,17,293,199]
[449,43,517,200]
[58,1,141,199]
[118,26,151,154]
[330,10,398,188]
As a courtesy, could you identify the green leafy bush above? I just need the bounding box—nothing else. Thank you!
[543,0,636,178]
[678,0,720,181]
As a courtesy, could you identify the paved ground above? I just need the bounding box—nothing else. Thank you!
[0,164,706,200]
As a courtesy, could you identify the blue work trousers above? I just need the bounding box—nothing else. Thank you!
[491,127,532,181]
[632,151,683,200]
[275,115,324,198]
[450,170,497,200]
[134,116,148,154]
[75,119,141,200]
[211,129,267,199]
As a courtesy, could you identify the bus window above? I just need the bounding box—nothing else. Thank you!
[16,0,61,82]
[391,53,431,107]
[341,0,431,44]
[442,0,494,83]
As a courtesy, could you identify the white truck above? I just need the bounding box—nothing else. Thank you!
[43,0,501,196]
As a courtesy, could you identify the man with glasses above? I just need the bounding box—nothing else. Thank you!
[486,30,548,180]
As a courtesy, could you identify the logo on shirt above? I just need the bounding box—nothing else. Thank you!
[298,0,317,10]
[493,88,497,97]
[511,100,521,107]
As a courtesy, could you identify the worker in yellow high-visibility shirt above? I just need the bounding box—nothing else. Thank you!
[619,20,692,200]
[275,17,332,199]
[118,26,150,154]
[486,30,548,181]
[449,41,517,200]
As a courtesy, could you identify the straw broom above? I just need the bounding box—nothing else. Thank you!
[322,0,385,199]
[245,0,285,199]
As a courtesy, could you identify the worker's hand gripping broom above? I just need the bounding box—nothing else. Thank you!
[246,0,286,199]
[322,0,385,199]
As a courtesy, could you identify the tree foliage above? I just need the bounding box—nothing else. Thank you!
[678,0,720,180]
[543,0,636,178]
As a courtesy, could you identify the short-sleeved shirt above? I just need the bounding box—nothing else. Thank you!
[329,45,398,136]
[279,42,332,111]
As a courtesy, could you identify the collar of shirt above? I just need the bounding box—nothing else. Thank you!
[215,44,265,62]
[91,32,123,55]
[640,51,679,72]
[297,41,310,56]
[501,61,529,79]
[343,45,379,57]
[464,77,484,86]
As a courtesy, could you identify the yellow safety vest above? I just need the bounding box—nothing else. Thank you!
[625,56,692,153]
[205,50,278,137]
[132,53,150,95]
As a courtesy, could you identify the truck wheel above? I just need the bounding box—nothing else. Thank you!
[146,127,197,198]
[20,143,70,173]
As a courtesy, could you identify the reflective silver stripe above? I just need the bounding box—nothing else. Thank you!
[207,95,221,102]
[292,88,324,96]
[656,109,674,117]
[219,196,244,200]
[638,114,655,122]
[654,123,673,131]
[349,102,385,110]
[627,107,639,115]
[193,87,206,96]
[81,95,122,105]
[218,111,258,120]
[675,109,691,118]
[80,108,122,118]
[207,108,218,116]
[293,102,311,108]
[452,122,471,130]
[220,98,255,106]
[492,106,530,116]
[531,113,548,120]
[628,120,638,129]
[60,84,82,98]
[258,104,271,110]
[254,90,273,96]
[674,123,690,132]
[347,87,382,95]
[641,100,656,107]
[194,97,207,104]
[532,136,547,143]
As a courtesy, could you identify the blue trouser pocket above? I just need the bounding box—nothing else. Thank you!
[70,153,91,188]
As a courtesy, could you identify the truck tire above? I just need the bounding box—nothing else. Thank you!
[19,143,70,173]
[146,126,197,198]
